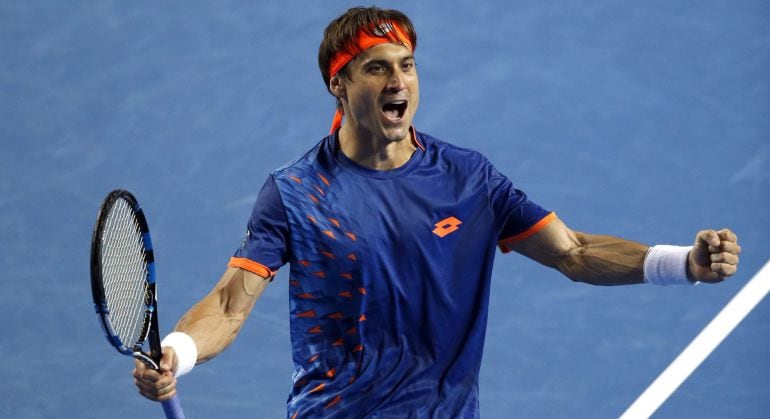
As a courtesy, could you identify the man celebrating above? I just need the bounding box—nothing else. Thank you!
[134,6,740,418]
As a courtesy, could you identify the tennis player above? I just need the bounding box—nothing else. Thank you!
[133,6,741,418]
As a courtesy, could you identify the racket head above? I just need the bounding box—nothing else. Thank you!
[90,189,162,368]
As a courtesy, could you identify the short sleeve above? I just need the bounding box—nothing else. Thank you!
[487,162,555,253]
[229,175,290,278]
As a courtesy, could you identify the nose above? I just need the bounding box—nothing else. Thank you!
[385,68,407,92]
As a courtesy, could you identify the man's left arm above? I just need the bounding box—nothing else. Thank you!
[507,217,740,285]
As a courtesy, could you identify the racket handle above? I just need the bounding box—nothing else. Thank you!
[161,394,185,419]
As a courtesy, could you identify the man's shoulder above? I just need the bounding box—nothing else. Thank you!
[417,130,491,167]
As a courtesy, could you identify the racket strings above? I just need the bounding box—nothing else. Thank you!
[100,198,151,347]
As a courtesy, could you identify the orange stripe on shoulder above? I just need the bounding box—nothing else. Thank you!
[228,257,275,279]
[498,212,558,251]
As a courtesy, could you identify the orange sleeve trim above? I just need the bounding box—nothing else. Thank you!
[498,212,557,253]
[228,257,276,279]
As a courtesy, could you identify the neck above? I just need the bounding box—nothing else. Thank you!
[338,123,416,171]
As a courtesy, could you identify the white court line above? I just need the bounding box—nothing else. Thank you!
[620,259,770,419]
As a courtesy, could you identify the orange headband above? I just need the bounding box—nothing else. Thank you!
[328,21,414,134]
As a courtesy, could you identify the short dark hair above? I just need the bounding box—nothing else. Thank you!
[318,6,417,100]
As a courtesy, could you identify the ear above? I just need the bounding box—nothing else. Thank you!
[329,75,346,101]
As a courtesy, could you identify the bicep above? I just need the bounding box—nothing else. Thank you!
[506,217,581,269]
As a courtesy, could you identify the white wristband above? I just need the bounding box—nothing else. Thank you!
[161,332,198,377]
[643,245,695,285]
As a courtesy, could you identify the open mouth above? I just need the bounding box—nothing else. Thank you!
[381,100,408,122]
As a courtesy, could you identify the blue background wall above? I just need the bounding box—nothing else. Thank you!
[2,1,768,417]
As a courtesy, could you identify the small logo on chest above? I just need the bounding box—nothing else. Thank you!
[432,216,462,238]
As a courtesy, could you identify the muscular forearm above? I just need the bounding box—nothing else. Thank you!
[175,302,250,363]
[510,218,648,285]
[511,217,739,286]
[553,232,648,286]
[174,267,266,364]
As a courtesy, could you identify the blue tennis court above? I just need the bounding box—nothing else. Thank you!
[2,1,768,417]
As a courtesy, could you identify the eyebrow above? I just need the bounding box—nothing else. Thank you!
[361,55,416,66]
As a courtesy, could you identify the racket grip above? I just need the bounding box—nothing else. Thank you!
[161,394,185,419]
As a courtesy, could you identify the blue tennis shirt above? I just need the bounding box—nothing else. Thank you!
[231,129,554,418]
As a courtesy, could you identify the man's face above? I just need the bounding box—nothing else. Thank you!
[336,42,419,143]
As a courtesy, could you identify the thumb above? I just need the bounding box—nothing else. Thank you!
[159,346,177,376]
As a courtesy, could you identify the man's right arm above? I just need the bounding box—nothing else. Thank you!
[175,267,269,363]
[133,267,270,401]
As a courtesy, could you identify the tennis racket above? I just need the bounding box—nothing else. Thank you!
[90,189,185,419]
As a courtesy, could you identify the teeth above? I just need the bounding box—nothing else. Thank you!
[382,100,407,120]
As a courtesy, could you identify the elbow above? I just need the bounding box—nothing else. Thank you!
[552,245,595,284]
[217,287,244,317]
[545,229,588,282]
[554,256,587,284]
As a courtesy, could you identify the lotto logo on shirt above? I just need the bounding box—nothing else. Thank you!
[432,216,462,238]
